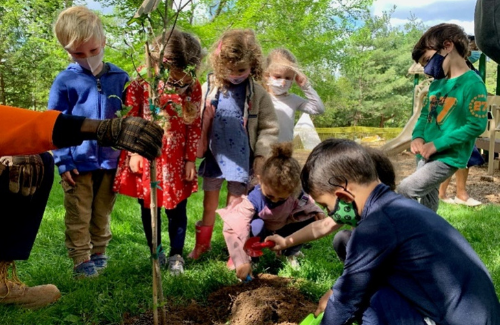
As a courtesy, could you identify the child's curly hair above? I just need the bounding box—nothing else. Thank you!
[150,29,204,124]
[209,29,263,89]
[263,48,302,92]
[260,142,301,196]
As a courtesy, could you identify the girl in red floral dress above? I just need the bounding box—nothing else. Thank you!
[113,29,203,275]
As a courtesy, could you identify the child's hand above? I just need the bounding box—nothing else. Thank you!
[129,154,143,174]
[410,138,424,155]
[295,72,308,87]
[265,234,287,251]
[184,161,196,181]
[236,263,252,281]
[419,142,437,160]
[61,169,79,186]
[315,289,333,317]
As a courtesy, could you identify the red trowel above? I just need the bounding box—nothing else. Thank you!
[244,236,276,257]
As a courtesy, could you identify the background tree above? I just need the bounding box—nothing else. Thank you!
[330,11,426,128]
[0,0,69,109]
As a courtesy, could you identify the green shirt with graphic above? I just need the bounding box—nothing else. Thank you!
[412,70,488,168]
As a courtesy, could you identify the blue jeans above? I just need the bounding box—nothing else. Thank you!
[139,199,187,257]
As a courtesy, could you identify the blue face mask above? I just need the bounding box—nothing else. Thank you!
[424,52,448,80]
[468,51,481,64]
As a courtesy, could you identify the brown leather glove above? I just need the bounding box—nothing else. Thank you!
[96,117,164,160]
[0,155,44,196]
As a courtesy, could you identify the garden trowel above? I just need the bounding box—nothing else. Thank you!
[244,236,276,257]
[299,312,324,325]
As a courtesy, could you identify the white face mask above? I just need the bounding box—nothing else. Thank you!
[267,77,292,95]
[73,48,104,75]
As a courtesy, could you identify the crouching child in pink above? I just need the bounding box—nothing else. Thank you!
[218,142,324,281]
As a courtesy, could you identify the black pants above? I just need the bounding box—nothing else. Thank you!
[332,229,352,263]
[0,152,54,260]
[138,198,187,257]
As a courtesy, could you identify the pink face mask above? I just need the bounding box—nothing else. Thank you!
[227,69,251,85]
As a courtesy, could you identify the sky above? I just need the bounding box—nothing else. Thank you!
[372,0,476,34]
[87,0,477,35]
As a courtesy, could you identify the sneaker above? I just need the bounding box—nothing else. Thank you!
[73,260,98,278]
[90,253,108,271]
[286,251,304,270]
[168,254,185,276]
[454,197,482,207]
[0,261,61,309]
[440,197,456,204]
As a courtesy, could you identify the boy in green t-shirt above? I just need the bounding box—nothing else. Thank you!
[397,23,488,212]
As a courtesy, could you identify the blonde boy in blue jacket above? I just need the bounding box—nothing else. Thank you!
[48,6,129,278]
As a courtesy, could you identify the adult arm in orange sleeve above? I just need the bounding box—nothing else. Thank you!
[0,105,164,159]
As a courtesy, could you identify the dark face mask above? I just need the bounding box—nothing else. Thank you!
[328,197,361,227]
[326,178,361,227]
[424,52,448,80]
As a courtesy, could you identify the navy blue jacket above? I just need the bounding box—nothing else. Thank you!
[323,184,500,325]
[48,63,129,174]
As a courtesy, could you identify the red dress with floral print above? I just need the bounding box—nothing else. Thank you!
[113,79,202,209]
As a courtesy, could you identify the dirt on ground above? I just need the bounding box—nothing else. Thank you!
[123,151,500,325]
[123,274,317,325]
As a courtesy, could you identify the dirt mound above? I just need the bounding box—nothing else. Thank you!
[124,274,317,325]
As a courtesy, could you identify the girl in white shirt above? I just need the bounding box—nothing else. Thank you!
[264,48,325,142]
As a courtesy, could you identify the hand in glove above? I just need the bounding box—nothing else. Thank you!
[0,155,44,196]
[96,117,164,160]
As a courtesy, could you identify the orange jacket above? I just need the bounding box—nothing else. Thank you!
[0,105,61,155]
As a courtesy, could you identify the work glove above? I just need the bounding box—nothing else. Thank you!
[96,117,164,161]
[0,155,44,196]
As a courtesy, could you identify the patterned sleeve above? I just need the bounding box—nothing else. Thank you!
[184,80,203,162]
[125,80,146,119]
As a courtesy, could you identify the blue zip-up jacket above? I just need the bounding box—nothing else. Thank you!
[323,184,500,325]
[48,63,129,174]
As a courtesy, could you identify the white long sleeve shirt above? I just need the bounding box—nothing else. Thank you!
[270,82,325,142]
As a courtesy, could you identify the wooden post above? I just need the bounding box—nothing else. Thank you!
[145,44,167,325]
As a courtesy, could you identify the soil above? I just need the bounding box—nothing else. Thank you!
[122,274,317,325]
[123,151,500,325]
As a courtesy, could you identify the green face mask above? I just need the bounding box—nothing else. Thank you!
[328,197,360,227]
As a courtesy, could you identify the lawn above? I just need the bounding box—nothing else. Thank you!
[1,171,499,325]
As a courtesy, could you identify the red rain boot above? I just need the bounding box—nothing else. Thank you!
[188,221,214,260]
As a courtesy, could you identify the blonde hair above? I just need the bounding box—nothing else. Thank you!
[260,142,301,195]
[150,29,204,124]
[209,29,263,89]
[263,48,302,91]
[54,6,105,51]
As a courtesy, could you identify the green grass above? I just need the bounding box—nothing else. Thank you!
[1,172,499,325]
